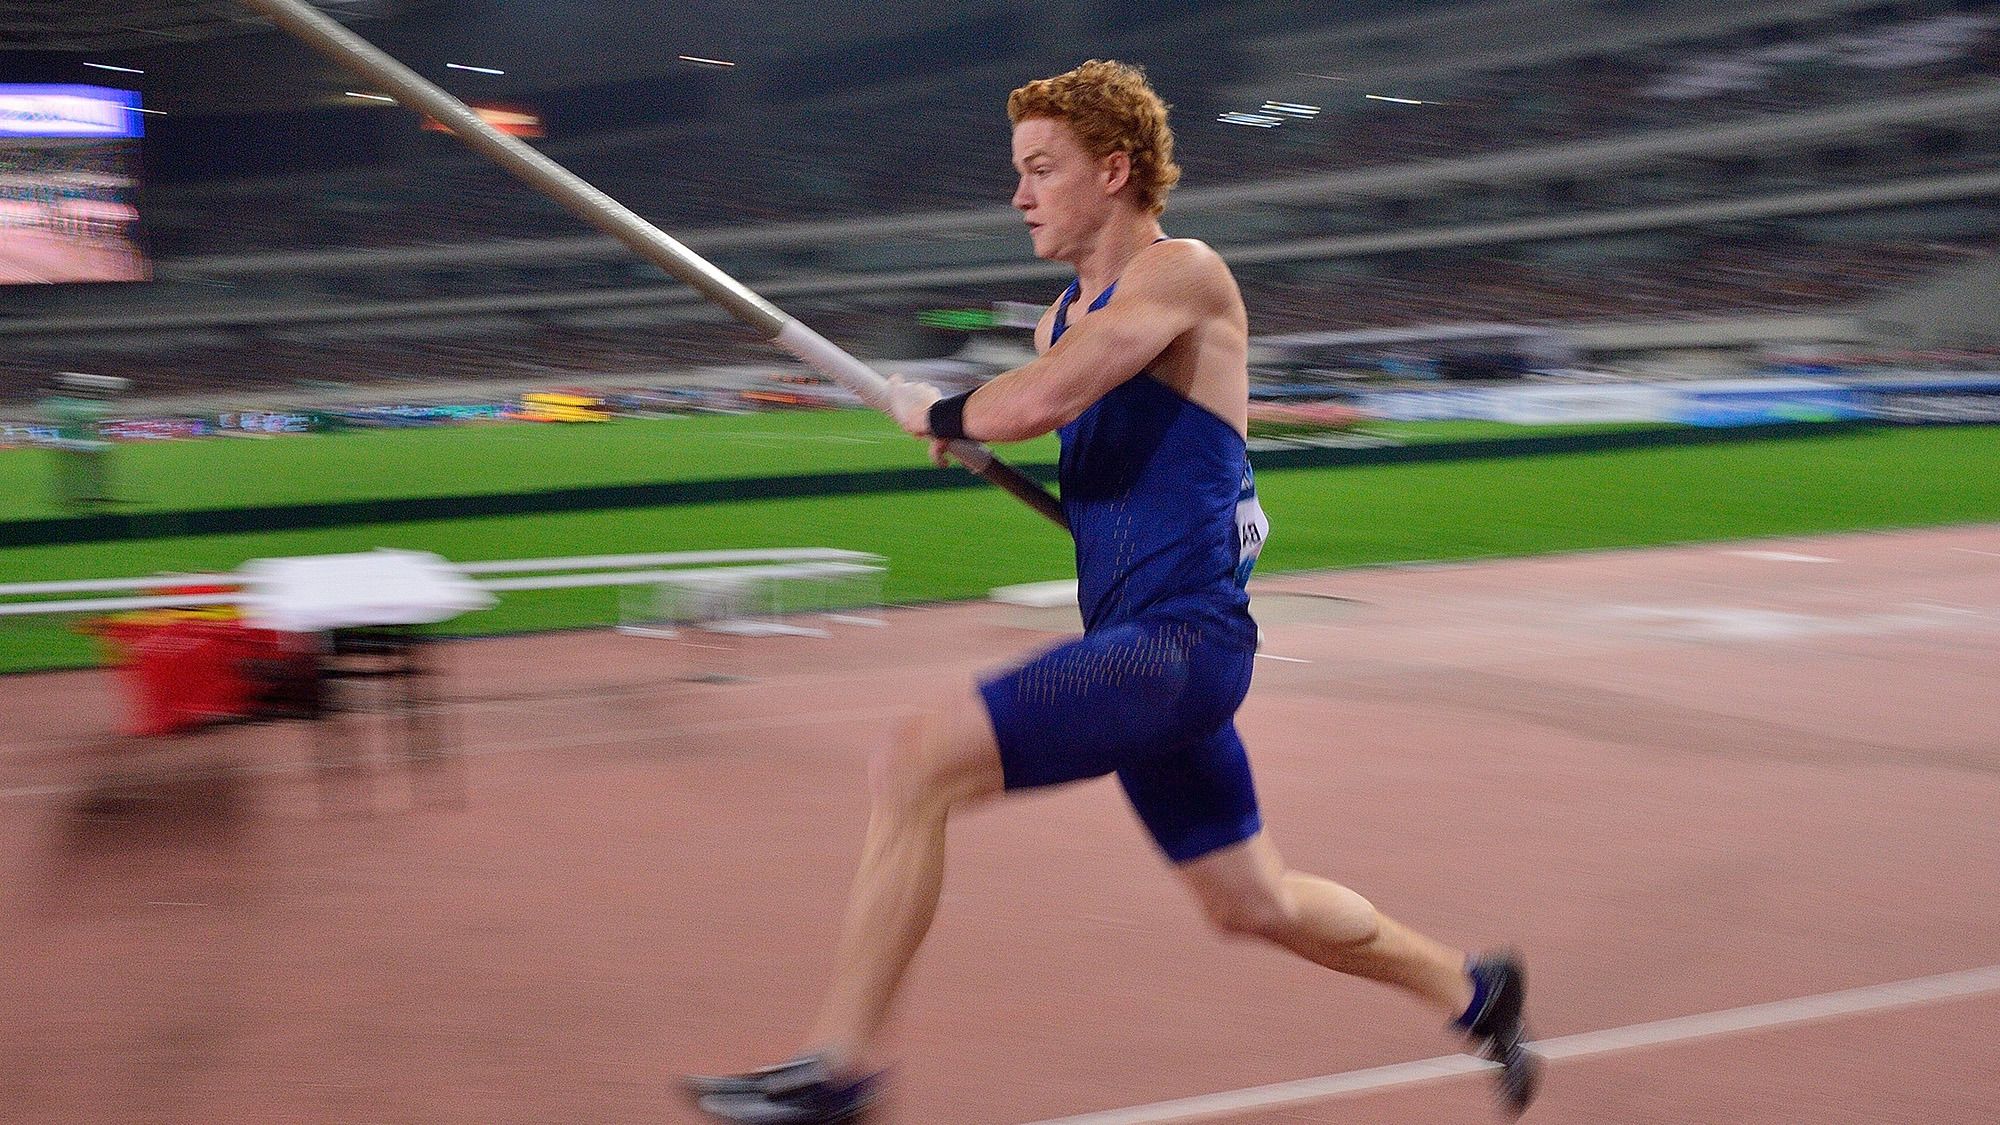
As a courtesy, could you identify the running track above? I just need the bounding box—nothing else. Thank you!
[1,524,1994,1122]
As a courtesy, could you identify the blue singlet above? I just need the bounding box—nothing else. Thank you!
[978,257,1272,864]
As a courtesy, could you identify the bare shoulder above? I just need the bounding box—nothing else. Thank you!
[1133,237,1229,276]
[1123,238,1236,308]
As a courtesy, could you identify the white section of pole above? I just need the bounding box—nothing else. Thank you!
[234,0,1064,528]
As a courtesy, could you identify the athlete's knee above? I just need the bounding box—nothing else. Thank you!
[867,705,998,818]
[1282,872,1380,947]
[1199,882,1300,942]
[867,717,944,816]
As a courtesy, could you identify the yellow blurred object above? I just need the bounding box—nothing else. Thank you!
[510,391,611,423]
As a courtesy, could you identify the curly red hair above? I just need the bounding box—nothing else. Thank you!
[1008,59,1181,217]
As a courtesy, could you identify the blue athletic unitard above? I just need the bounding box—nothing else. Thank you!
[979,265,1271,863]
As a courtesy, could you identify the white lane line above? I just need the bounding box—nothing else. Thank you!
[1019,964,2000,1125]
[1254,653,1311,664]
[1023,1057,1489,1125]
[1950,547,2000,558]
[1727,550,1836,563]
[1534,965,2000,1059]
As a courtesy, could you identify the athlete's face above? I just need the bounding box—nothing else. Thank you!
[1011,117,1124,262]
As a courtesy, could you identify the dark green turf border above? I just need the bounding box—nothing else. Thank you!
[0,420,1928,548]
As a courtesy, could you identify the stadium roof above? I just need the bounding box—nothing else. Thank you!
[0,1,394,52]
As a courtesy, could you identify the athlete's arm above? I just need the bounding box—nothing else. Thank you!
[908,288,1064,465]
[960,239,1229,442]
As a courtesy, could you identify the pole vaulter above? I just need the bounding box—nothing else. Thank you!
[236,0,1067,529]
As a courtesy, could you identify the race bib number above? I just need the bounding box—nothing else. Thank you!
[1234,478,1270,588]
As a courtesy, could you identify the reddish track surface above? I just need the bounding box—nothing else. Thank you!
[3,525,1996,1123]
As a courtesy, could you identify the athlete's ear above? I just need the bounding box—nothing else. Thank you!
[1100,150,1132,198]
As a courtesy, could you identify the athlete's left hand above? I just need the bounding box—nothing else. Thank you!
[885,374,942,438]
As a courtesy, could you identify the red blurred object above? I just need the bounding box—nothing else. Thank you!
[91,591,316,737]
[422,104,544,137]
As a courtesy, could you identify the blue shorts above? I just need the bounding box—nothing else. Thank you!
[978,614,1261,864]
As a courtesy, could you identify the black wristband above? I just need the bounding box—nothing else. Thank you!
[928,390,974,441]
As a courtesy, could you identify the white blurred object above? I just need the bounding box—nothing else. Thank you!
[988,580,1078,608]
[239,548,494,633]
[55,371,129,393]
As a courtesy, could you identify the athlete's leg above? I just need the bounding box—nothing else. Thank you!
[1174,831,1472,1015]
[1115,712,1471,1014]
[802,687,1006,1069]
[695,621,1243,1121]
[1141,740,1538,1116]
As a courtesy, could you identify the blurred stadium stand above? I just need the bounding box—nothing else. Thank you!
[2,0,1998,405]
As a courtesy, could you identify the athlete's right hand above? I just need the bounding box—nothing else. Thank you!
[885,374,943,438]
[927,438,954,468]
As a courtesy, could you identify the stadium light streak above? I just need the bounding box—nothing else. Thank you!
[446,62,505,75]
[1218,112,1283,128]
[130,107,168,115]
[1365,93,1429,105]
[1297,72,1353,81]
[345,91,396,102]
[678,55,736,67]
[84,63,146,74]
[1261,100,1321,117]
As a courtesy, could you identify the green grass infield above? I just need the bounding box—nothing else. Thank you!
[2,420,1995,674]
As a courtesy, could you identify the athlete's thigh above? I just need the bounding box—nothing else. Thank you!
[1116,721,1264,865]
[978,617,1215,791]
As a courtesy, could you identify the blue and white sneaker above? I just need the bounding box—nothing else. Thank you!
[686,1054,881,1124]
[1457,951,1543,1117]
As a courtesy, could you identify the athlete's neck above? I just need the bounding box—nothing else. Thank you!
[1069,215,1166,301]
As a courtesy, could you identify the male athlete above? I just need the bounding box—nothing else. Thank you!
[689,60,1539,1123]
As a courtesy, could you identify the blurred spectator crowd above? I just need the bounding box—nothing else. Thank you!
[6,225,1996,406]
[140,0,2000,257]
